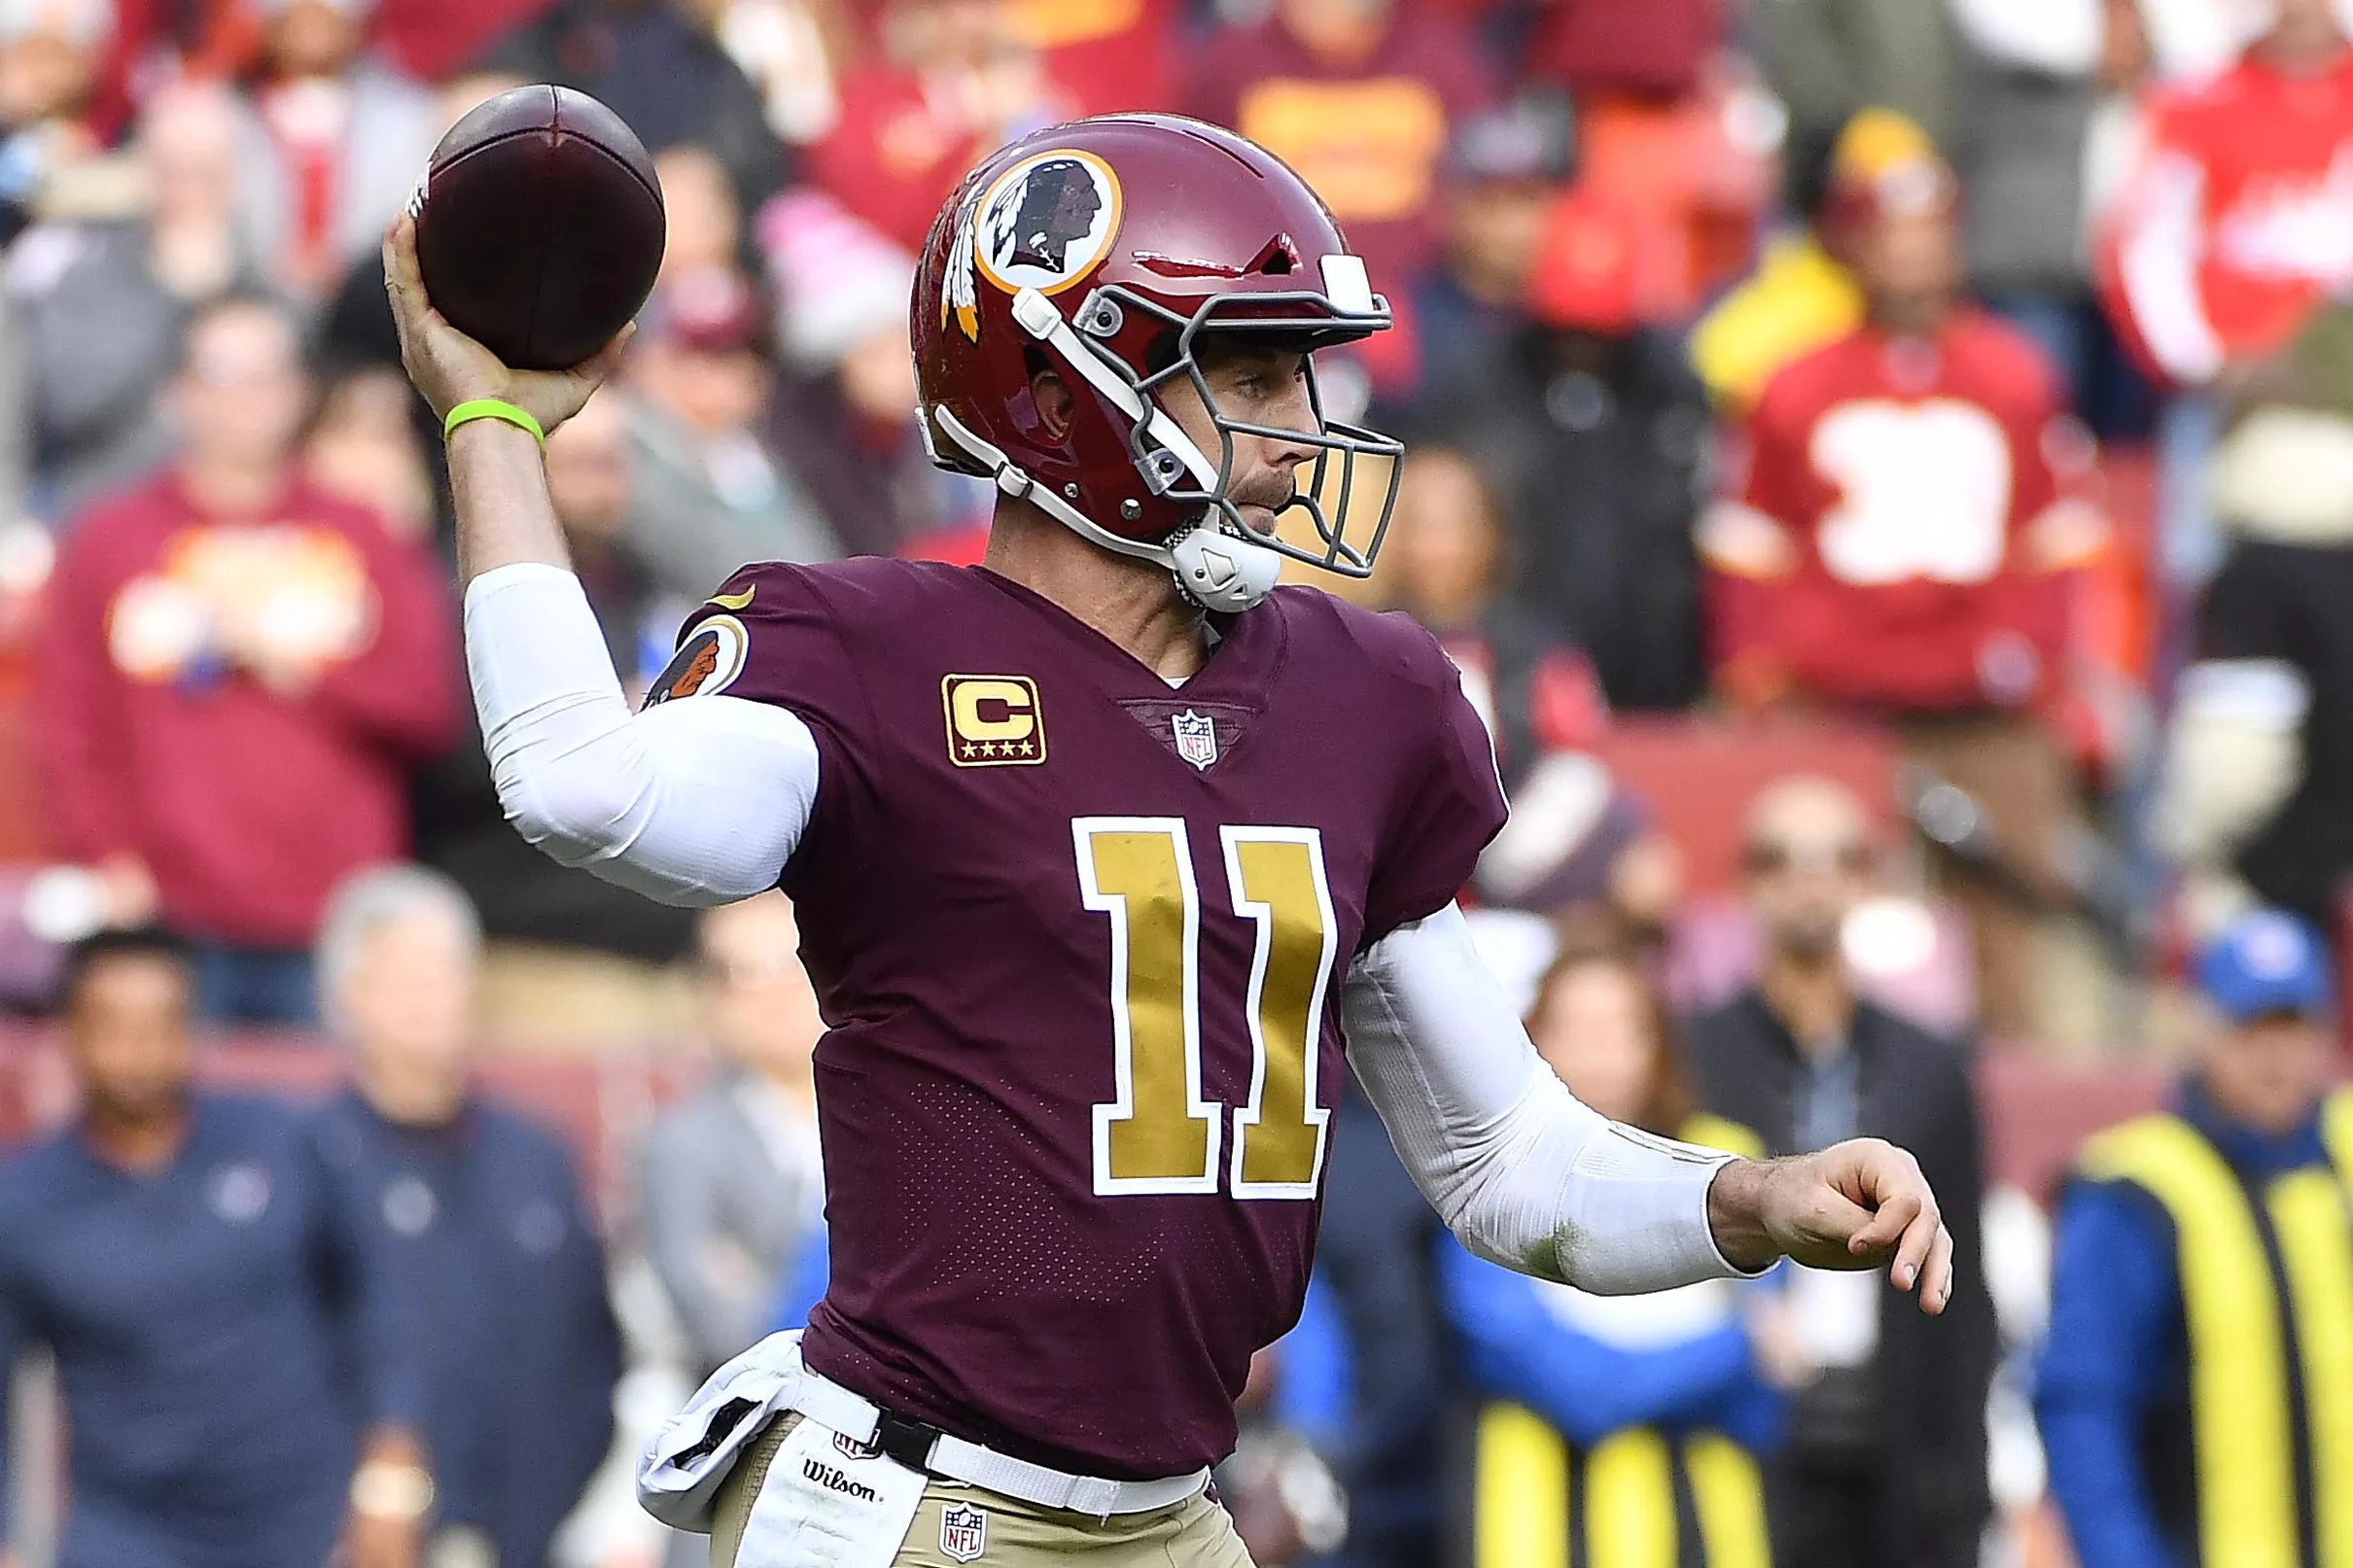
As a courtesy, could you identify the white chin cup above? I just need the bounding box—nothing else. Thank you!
[1168,526,1282,613]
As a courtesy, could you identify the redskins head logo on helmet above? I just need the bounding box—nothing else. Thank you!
[988,157,1105,274]
[913,115,1403,614]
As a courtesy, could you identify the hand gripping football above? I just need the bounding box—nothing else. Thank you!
[412,84,666,371]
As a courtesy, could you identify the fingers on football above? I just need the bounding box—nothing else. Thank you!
[381,215,438,384]
[382,214,424,314]
[575,322,636,383]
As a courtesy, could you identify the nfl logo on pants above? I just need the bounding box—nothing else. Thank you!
[939,1502,988,1562]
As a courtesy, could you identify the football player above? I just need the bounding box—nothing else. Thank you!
[385,115,1952,1568]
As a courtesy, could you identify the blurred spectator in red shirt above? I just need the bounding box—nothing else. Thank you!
[369,0,552,83]
[1564,55,1775,325]
[2099,0,2353,589]
[33,294,457,1024]
[1001,0,1178,117]
[1700,140,2108,1036]
[1185,0,1493,300]
[759,186,991,558]
[1521,0,1717,100]
[1690,108,1931,414]
[485,0,783,214]
[5,80,268,523]
[1417,189,1712,711]
[113,0,547,90]
[808,0,1060,252]
[2100,0,2353,390]
[1703,148,2101,716]
[1402,94,1571,405]
[235,0,437,302]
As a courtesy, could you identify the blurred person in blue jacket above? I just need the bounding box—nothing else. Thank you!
[310,866,620,1568]
[2038,908,2353,1568]
[1441,939,1786,1568]
[0,927,427,1568]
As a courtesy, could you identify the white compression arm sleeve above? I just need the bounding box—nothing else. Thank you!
[1342,902,1755,1293]
[464,562,819,905]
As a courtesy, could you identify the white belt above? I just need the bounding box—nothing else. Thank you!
[790,1365,1211,1519]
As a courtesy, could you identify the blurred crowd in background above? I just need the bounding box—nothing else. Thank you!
[0,0,2350,1563]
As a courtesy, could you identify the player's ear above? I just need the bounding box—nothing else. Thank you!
[1030,364,1074,440]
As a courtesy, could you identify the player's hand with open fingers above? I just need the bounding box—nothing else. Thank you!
[1707,1137,1953,1313]
[380,212,631,432]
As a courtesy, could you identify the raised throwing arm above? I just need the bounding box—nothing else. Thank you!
[384,216,817,905]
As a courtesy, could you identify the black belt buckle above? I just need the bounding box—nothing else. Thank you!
[874,1410,943,1475]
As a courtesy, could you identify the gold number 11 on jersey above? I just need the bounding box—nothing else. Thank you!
[1074,818,1339,1200]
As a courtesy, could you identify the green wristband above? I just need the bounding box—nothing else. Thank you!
[443,398,546,449]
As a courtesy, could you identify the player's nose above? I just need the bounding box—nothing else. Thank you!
[1256,383,1320,471]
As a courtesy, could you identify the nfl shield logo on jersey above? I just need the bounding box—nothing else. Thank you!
[939,1502,988,1562]
[1172,709,1218,770]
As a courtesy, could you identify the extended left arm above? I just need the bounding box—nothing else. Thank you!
[1341,904,1951,1307]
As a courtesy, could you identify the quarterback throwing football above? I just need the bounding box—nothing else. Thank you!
[386,115,1951,1568]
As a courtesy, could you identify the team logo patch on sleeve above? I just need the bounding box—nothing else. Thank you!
[939,1502,988,1562]
[943,674,1046,766]
[644,614,749,707]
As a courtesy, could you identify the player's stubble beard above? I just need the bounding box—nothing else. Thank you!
[1226,474,1301,540]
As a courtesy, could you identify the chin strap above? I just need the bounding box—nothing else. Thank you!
[928,284,1288,614]
[932,403,1282,613]
[1167,522,1282,613]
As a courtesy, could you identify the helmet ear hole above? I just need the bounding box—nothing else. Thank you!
[1024,350,1076,441]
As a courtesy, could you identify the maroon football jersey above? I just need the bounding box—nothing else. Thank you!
[650,559,1505,1478]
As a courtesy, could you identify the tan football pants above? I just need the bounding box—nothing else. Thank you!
[711,1417,1256,1567]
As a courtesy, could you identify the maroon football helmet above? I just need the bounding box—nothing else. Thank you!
[912,115,1403,612]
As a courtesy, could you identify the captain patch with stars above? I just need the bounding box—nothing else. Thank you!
[646,613,750,707]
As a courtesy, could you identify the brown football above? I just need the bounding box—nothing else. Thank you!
[413,85,665,371]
